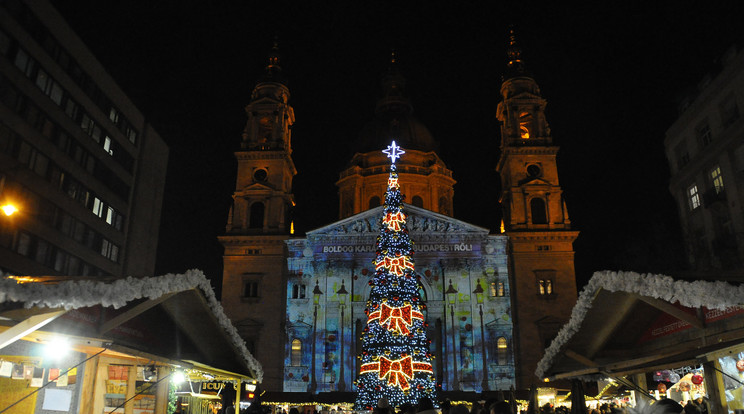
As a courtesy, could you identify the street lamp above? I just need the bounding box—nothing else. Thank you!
[473,279,488,391]
[310,280,323,393]
[445,279,459,391]
[336,280,348,392]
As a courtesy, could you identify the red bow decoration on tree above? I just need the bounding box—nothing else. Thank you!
[379,356,414,389]
[375,255,414,276]
[368,303,424,334]
[383,211,406,231]
[359,357,432,391]
[388,176,399,189]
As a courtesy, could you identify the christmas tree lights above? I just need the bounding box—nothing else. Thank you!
[354,141,437,409]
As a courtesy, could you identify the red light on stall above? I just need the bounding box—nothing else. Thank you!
[248,393,255,399]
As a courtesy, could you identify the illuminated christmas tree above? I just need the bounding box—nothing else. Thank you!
[355,141,437,409]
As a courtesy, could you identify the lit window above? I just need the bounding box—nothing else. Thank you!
[497,337,508,365]
[710,166,724,194]
[519,112,531,139]
[106,207,115,225]
[491,282,505,297]
[92,197,104,217]
[291,339,302,366]
[538,279,554,296]
[103,136,114,155]
[688,184,701,210]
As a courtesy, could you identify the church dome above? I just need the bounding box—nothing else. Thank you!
[352,54,438,153]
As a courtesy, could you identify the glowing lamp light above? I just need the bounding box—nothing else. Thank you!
[43,337,71,360]
[1,203,18,216]
[172,370,186,384]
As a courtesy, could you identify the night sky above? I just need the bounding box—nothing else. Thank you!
[51,1,744,294]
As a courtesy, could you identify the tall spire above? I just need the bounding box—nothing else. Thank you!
[504,25,527,79]
[261,36,286,85]
[376,49,412,116]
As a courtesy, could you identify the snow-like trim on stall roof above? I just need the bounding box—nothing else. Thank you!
[535,270,744,379]
[0,269,263,382]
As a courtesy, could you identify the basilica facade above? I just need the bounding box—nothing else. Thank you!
[220,36,578,395]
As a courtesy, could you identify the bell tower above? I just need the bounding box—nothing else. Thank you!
[226,41,296,235]
[219,42,296,392]
[495,29,579,389]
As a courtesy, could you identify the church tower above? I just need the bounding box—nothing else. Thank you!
[495,29,579,389]
[219,42,295,391]
[337,53,456,218]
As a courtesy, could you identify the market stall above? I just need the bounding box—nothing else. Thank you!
[0,270,261,414]
[536,271,744,414]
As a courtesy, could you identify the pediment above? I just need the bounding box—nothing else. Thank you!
[518,176,551,187]
[511,91,543,101]
[306,204,490,237]
[249,97,282,107]
[239,182,276,192]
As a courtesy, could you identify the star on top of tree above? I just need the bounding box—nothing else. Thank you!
[383,141,405,164]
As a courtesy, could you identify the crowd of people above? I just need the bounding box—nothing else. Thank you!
[371,397,518,414]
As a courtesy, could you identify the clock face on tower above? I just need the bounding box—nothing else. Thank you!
[253,168,268,182]
[527,164,541,178]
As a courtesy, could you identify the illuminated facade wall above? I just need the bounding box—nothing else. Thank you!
[282,205,515,393]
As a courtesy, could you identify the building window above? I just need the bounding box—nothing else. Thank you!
[697,122,712,147]
[530,198,548,224]
[675,142,690,170]
[369,196,380,209]
[720,96,740,128]
[292,284,306,299]
[538,279,553,296]
[536,245,551,251]
[688,184,701,210]
[497,337,508,365]
[519,111,532,139]
[243,281,259,298]
[490,282,505,297]
[249,202,264,228]
[412,195,424,208]
[291,339,302,366]
[710,166,724,194]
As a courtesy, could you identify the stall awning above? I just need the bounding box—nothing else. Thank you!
[537,271,744,381]
[0,270,262,383]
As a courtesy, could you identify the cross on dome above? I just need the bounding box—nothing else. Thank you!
[383,141,405,164]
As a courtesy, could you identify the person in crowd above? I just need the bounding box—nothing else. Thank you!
[399,403,416,414]
[375,398,393,414]
[470,401,484,414]
[288,408,300,414]
[695,395,710,414]
[651,398,684,414]
[452,404,470,414]
[483,398,499,414]
[416,398,437,414]
[490,402,512,414]
[440,399,452,414]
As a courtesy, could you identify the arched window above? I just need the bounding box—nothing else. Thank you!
[412,195,424,207]
[249,202,265,228]
[369,196,381,209]
[519,111,532,139]
[291,339,302,366]
[530,198,547,224]
[497,337,508,365]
